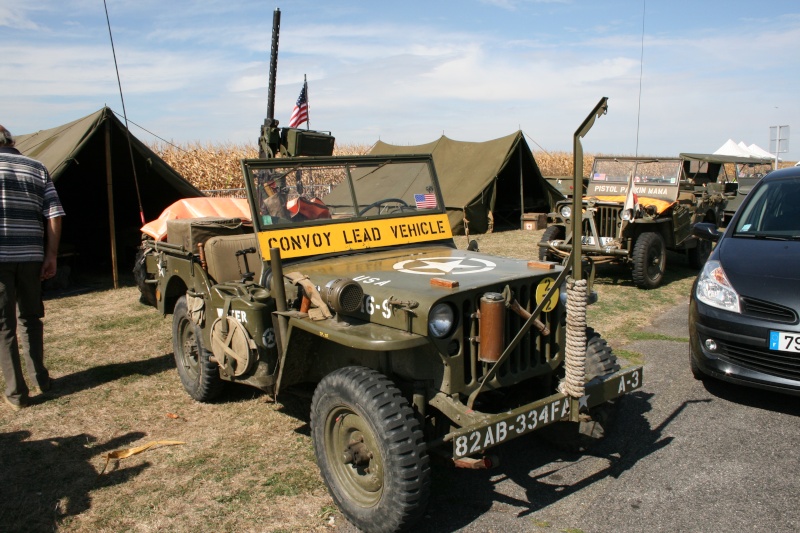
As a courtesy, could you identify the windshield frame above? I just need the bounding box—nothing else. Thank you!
[241,154,455,260]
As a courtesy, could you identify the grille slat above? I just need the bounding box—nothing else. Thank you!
[718,339,800,380]
[462,281,557,389]
[740,297,797,324]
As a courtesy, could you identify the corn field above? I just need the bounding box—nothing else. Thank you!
[148,141,594,194]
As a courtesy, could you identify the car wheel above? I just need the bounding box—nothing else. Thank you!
[311,367,430,533]
[538,328,622,453]
[538,225,566,262]
[172,295,224,402]
[687,237,712,269]
[632,232,666,289]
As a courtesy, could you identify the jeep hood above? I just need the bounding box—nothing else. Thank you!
[283,244,561,329]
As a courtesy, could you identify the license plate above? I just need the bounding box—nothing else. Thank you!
[581,236,614,246]
[451,366,643,459]
[769,331,800,353]
[453,397,570,459]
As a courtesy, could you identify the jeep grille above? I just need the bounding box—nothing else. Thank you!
[461,281,560,390]
[588,205,622,239]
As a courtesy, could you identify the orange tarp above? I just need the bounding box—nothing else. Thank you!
[141,197,252,240]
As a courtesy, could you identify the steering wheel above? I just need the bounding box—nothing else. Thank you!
[358,198,409,216]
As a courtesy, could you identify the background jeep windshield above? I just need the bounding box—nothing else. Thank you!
[592,159,681,185]
[246,159,440,228]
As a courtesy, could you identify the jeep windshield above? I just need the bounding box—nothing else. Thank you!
[242,154,453,260]
[587,158,682,202]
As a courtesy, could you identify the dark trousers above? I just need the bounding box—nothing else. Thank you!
[0,262,48,401]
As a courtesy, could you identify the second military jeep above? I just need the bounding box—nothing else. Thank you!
[136,105,642,532]
[538,156,725,289]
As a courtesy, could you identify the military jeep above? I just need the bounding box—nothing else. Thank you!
[538,156,726,289]
[136,107,642,533]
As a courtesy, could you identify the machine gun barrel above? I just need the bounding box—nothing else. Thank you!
[266,8,281,123]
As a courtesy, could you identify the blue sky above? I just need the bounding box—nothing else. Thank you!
[2,0,799,160]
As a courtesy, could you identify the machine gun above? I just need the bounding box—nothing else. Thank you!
[258,8,335,159]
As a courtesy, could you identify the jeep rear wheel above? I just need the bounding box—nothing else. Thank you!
[172,295,224,402]
[538,224,566,262]
[311,367,430,533]
[632,232,666,289]
[539,328,621,453]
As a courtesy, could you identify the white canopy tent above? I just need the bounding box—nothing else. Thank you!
[714,138,779,162]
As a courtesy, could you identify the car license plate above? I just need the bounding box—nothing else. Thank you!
[769,331,800,353]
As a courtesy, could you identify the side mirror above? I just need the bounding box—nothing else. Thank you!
[691,222,720,243]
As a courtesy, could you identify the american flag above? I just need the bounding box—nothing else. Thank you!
[414,193,437,209]
[288,81,309,128]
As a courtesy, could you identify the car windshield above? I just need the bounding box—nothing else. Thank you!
[734,177,800,239]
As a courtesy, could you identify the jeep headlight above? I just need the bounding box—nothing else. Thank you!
[695,260,740,313]
[429,303,456,338]
[559,205,572,219]
[621,208,634,221]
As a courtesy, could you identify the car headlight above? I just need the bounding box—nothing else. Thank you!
[621,208,634,221]
[695,260,740,313]
[429,303,456,338]
[559,205,572,219]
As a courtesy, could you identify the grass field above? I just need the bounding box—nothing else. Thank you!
[0,227,698,532]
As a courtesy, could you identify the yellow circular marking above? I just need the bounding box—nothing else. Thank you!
[535,278,559,312]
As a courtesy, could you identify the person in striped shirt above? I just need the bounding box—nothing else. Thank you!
[0,124,65,410]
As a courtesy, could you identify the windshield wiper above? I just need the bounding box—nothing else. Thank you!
[737,233,790,241]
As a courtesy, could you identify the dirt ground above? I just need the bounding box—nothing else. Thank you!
[0,228,697,532]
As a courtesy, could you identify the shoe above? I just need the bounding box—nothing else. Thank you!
[3,395,27,411]
[38,377,52,393]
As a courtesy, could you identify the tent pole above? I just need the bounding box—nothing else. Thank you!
[519,146,524,226]
[105,119,119,289]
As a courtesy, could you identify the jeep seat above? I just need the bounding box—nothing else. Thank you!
[204,233,262,283]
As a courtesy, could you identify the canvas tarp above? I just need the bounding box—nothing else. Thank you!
[366,131,563,234]
[15,107,203,281]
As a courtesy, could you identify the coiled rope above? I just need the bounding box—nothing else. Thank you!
[560,276,587,398]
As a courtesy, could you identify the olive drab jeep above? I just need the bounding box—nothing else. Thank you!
[135,99,642,532]
[538,156,727,289]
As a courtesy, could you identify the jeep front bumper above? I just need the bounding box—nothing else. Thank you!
[430,365,643,459]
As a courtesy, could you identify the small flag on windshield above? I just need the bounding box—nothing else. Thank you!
[414,193,437,209]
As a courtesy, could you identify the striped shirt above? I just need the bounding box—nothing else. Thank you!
[0,147,65,262]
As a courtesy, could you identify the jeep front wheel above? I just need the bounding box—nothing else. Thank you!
[632,232,666,289]
[311,367,430,533]
[538,224,566,262]
[172,295,224,402]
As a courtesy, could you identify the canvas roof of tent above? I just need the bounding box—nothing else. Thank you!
[713,139,755,158]
[681,152,773,164]
[356,131,562,234]
[747,143,778,160]
[14,107,203,275]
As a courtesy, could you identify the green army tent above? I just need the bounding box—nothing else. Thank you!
[15,107,202,286]
[367,131,563,234]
